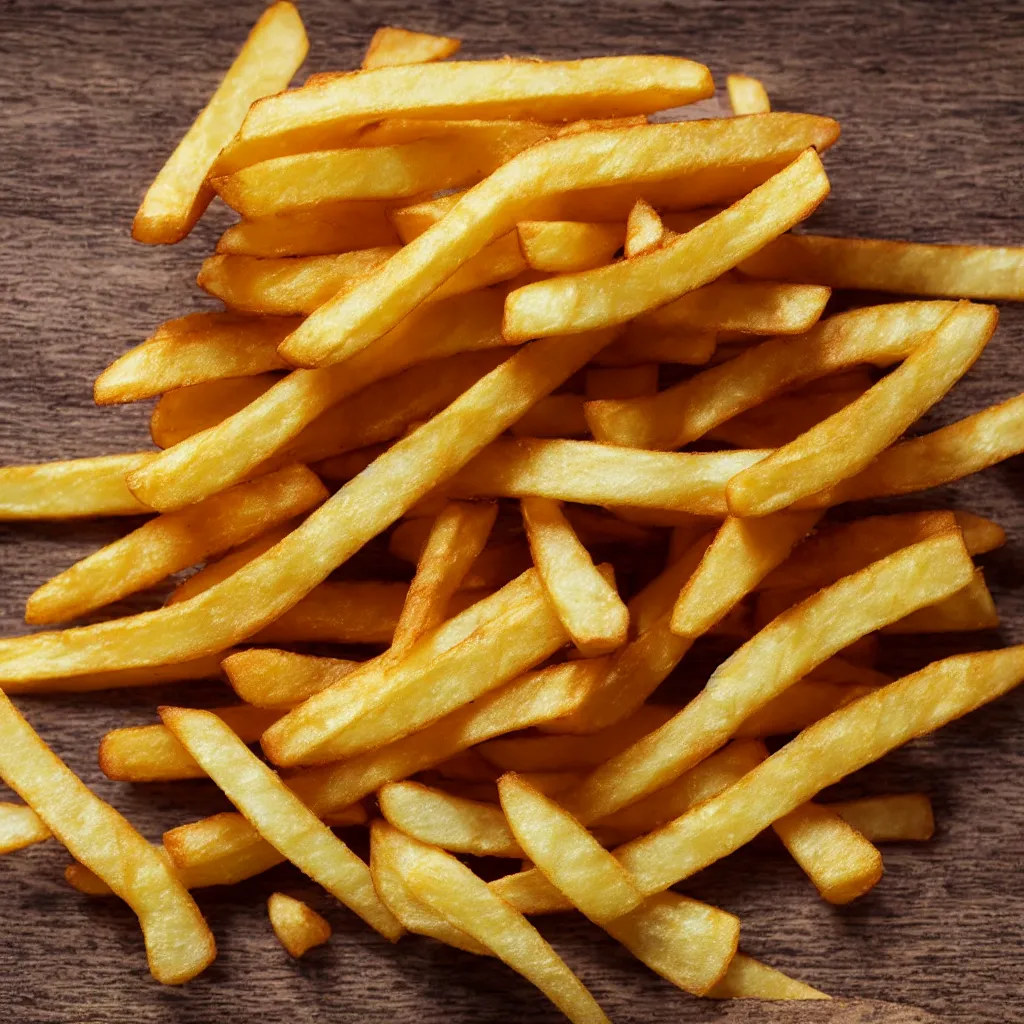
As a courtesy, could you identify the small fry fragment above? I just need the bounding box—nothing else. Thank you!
[707,954,829,1000]
[623,198,665,257]
[0,802,51,854]
[268,893,332,958]
[222,649,360,708]
[727,74,771,115]
[828,794,935,842]
[362,26,461,69]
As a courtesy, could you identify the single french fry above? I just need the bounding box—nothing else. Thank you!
[740,232,1024,301]
[727,74,771,115]
[433,749,500,782]
[218,56,714,171]
[277,114,838,367]
[0,802,51,854]
[733,680,875,739]
[0,452,155,520]
[163,813,289,885]
[223,649,359,708]
[584,365,658,400]
[132,2,308,244]
[0,694,215,983]
[615,646,1024,896]
[389,521,531,589]
[390,501,498,657]
[624,198,666,257]
[362,26,461,68]
[379,781,522,857]
[268,893,331,958]
[521,497,629,656]
[150,375,277,449]
[99,706,284,783]
[828,794,935,842]
[727,301,998,515]
[557,530,976,825]
[593,330,717,368]
[160,707,401,940]
[561,506,657,548]
[25,466,326,625]
[707,954,829,1000]
[94,313,296,404]
[517,220,624,273]
[398,836,611,1024]
[510,394,589,438]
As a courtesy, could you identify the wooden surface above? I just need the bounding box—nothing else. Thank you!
[1,0,1023,1021]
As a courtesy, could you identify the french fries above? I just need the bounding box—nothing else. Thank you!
[829,794,935,842]
[0,802,51,854]
[727,74,771,115]
[708,955,828,1000]
[267,893,332,958]
[223,649,359,708]
[362,26,461,69]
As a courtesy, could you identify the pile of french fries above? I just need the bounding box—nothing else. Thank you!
[2,3,1024,1015]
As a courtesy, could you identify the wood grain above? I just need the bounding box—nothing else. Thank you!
[1,0,1022,1021]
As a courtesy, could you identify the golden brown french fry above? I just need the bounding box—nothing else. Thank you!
[583,365,658,400]
[130,291,509,510]
[517,220,624,273]
[0,654,230,696]
[223,649,358,708]
[398,836,612,1024]
[219,56,713,171]
[362,26,461,68]
[727,302,997,515]
[593,330,717,368]
[707,954,829,1000]
[670,511,821,638]
[163,813,288,885]
[733,680,875,739]
[25,466,325,625]
[379,781,522,857]
[561,506,657,548]
[268,893,331,958]
[160,708,401,940]
[99,706,284,783]
[504,150,829,339]
[433,749,499,782]
[278,114,838,366]
[827,794,934,842]
[132,2,308,244]
[727,74,771,115]
[0,694,215,983]
[587,300,959,450]
[522,497,629,656]
[509,394,589,438]
[623,198,666,257]
[389,523,531,589]
[0,452,155,520]
[94,313,295,404]
[0,802,51,854]
[498,773,642,922]
[740,232,1024,301]
[150,375,277,449]
[557,531,975,824]
[390,501,497,657]
[615,646,1024,896]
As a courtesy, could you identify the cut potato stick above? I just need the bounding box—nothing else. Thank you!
[150,375,278,449]
[828,794,935,842]
[740,232,1024,301]
[268,892,331,958]
[219,55,714,171]
[670,511,822,638]
[727,301,997,515]
[26,466,326,625]
[0,452,154,520]
[593,330,716,368]
[130,292,508,510]
[160,707,401,940]
[707,954,828,1000]
[499,773,643,922]
[379,781,522,857]
[390,501,498,657]
[278,114,838,366]
[99,706,284,783]
[397,837,612,1024]
[362,26,461,69]
[557,530,975,824]
[0,694,215,983]
[94,312,296,404]
[615,646,1024,896]
[163,813,285,885]
[624,198,666,257]
[584,365,659,400]
[503,149,829,339]
[517,220,624,273]
[132,1,308,244]
[727,75,771,115]
[390,525,531,590]
[588,300,959,450]
[223,649,359,708]
[433,749,499,782]
[522,497,629,655]
[510,394,589,438]
[733,680,875,739]
[0,802,51,854]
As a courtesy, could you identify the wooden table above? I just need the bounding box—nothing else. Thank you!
[1,0,1022,1021]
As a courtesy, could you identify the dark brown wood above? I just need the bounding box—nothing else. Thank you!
[1,0,1023,1021]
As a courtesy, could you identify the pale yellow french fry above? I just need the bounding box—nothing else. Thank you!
[219,56,714,171]
[94,312,296,404]
[132,2,308,244]
[379,781,522,857]
[223,649,359,708]
[0,452,154,520]
[557,531,975,825]
[362,26,461,68]
[707,954,829,1000]
[615,646,1024,896]
[727,301,998,515]
[517,220,624,273]
[727,74,771,115]
[150,375,277,449]
[277,114,838,367]
[828,794,935,842]
[522,497,629,656]
[623,198,666,257]
[0,694,215,983]
[399,836,612,1024]
[584,365,659,400]
[498,773,642,922]
[25,466,326,625]
[163,813,287,885]
[268,893,331,958]
[160,707,401,940]
[0,802,51,853]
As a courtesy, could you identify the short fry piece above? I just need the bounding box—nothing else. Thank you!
[362,26,461,69]
[828,794,935,842]
[132,2,308,244]
[727,74,771,115]
[223,649,359,708]
[268,893,332,958]
[517,220,624,273]
[708,953,829,1000]
[623,198,665,257]
[0,802,51,854]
